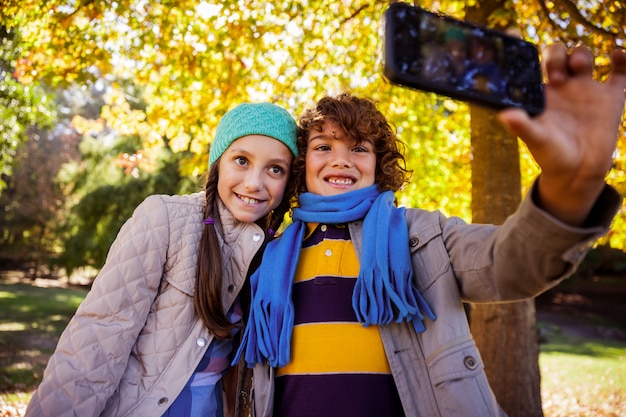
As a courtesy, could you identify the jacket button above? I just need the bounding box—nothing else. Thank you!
[464,356,478,370]
[409,237,419,247]
[252,233,262,242]
[227,284,236,293]
[158,397,168,406]
[197,337,207,347]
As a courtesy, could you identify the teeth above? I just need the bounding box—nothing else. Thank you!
[328,178,353,185]
[239,195,261,204]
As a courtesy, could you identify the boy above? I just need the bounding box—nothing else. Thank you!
[235,43,626,416]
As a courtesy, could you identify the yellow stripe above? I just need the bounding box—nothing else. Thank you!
[277,322,391,376]
[294,239,360,283]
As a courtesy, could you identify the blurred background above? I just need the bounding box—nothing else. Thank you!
[1,1,624,416]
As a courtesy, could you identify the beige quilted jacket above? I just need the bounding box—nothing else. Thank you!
[25,192,266,417]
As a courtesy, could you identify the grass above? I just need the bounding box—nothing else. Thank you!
[0,279,625,416]
[0,281,87,412]
[539,330,626,417]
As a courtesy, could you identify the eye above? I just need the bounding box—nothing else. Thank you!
[269,165,285,175]
[314,144,331,151]
[234,156,248,166]
[353,145,370,153]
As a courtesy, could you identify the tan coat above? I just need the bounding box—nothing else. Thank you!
[25,193,265,417]
[248,184,622,417]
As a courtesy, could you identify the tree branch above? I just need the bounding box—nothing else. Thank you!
[553,0,621,39]
[536,0,569,43]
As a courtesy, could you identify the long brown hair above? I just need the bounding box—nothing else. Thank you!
[194,157,296,339]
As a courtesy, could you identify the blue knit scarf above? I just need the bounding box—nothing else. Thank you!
[233,185,436,368]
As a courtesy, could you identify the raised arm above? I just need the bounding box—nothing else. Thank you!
[498,44,626,226]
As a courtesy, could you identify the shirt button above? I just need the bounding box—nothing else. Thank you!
[196,337,207,347]
[252,233,262,242]
[227,284,236,293]
[158,397,169,406]
[320,225,327,232]
[325,249,332,257]
[464,356,478,370]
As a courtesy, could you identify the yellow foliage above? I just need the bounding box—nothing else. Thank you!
[3,0,625,247]
[71,115,105,136]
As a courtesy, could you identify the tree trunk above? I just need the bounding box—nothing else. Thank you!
[468,104,543,417]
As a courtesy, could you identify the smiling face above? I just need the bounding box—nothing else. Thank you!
[217,135,293,223]
[304,120,376,196]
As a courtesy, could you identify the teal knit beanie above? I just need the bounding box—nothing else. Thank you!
[209,102,298,167]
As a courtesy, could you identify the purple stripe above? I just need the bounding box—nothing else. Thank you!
[303,224,350,248]
[292,278,357,325]
[275,373,405,417]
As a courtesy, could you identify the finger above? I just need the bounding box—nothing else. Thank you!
[542,43,569,85]
[611,49,626,74]
[607,49,626,90]
[567,45,593,77]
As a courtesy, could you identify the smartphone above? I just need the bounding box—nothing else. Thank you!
[383,2,545,116]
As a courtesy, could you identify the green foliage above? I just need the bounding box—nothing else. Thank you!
[0,122,81,267]
[0,27,56,189]
[55,131,198,274]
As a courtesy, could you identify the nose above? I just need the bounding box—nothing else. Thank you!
[244,169,263,191]
[330,148,352,168]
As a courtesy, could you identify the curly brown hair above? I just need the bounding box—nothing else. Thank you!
[291,93,412,200]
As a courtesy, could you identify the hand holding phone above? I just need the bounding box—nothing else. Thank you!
[383,3,545,116]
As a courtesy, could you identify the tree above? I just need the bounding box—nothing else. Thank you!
[0,0,478,274]
[53,85,199,275]
[3,0,621,226]
[468,72,543,417]
[56,135,198,276]
[463,1,625,415]
[465,1,541,414]
[464,2,542,416]
[0,121,81,273]
[0,1,624,412]
[0,25,56,190]
[514,0,626,247]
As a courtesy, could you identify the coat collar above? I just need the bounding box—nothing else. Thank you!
[215,197,266,247]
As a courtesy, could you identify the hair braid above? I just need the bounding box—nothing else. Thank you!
[194,161,235,339]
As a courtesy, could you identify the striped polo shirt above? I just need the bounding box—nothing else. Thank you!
[274,223,405,417]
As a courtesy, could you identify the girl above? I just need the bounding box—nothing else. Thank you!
[25,102,299,417]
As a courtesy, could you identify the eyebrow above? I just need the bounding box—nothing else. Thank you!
[226,147,291,166]
[224,147,252,156]
[308,133,332,142]
[267,157,291,167]
[308,135,374,147]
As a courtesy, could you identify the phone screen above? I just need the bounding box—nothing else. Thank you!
[383,3,545,115]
